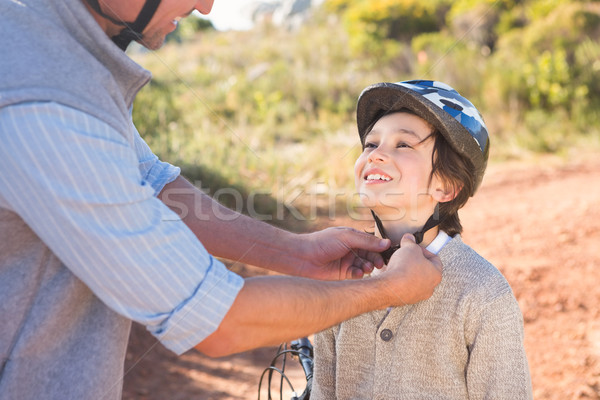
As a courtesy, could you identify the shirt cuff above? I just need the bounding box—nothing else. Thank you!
[144,160,181,196]
[148,257,245,355]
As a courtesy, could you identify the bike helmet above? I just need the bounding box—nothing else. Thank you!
[356,80,490,255]
[357,80,489,194]
[85,0,161,50]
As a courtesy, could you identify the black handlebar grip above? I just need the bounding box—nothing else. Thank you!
[291,337,314,380]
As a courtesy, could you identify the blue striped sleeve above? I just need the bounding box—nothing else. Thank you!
[0,102,244,355]
[132,122,181,195]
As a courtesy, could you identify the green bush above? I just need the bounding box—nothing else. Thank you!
[324,0,445,57]
[411,31,486,100]
[488,3,600,118]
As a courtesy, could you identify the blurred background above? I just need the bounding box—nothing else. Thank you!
[123,1,600,399]
[130,0,600,221]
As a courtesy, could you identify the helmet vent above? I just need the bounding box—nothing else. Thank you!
[440,99,463,111]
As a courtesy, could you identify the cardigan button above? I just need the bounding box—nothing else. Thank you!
[380,328,393,341]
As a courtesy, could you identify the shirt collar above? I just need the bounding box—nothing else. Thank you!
[425,230,451,255]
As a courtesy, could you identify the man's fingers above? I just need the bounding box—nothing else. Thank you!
[338,228,389,270]
[347,266,365,280]
[362,247,385,269]
[421,247,443,272]
[400,233,417,246]
[378,233,443,305]
[341,251,374,280]
[353,256,375,276]
[340,228,390,252]
[402,234,443,273]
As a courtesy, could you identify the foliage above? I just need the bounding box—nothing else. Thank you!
[165,16,215,43]
[324,0,447,58]
[410,31,485,101]
[487,3,600,124]
[130,0,600,220]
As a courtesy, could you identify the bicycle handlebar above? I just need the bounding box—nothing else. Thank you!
[290,338,313,400]
[290,337,313,381]
[258,337,314,400]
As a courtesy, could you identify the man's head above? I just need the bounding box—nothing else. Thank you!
[83,0,214,50]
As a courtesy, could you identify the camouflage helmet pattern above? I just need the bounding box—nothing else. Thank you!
[356,80,490,194]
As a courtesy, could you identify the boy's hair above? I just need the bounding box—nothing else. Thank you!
[430,129,475,236]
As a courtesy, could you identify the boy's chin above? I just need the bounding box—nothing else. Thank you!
[366,205,407,221]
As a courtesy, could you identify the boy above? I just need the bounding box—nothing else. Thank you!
[311,80,533,399]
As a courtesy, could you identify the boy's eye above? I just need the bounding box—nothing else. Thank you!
[364,142,377,149]
[397,142,412,149]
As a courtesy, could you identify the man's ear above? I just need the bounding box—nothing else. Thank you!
[432,181,462,203]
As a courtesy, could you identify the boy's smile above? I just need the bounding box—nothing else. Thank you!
[363,167,393,184]
[355,111,444,226]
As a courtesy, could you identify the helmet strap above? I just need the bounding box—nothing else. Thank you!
[413,204,444,244]
[371,204,445,264]
[84,0,162,51]
[84,0,126,26]
[111,0,161,50]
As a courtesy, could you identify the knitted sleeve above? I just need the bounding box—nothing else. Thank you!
[464,290,533,399]
[312,328,338,400]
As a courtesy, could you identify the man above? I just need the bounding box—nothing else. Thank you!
[0,0,442,399]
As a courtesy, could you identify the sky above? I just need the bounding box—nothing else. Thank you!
[203,0,255,31]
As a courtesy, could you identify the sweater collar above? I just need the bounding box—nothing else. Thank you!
[53,0,152,108]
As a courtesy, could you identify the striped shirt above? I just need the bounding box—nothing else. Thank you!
[0,1,246,397]
[0,102,244,355]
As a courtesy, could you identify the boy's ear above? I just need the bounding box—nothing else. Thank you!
[432,182,462,203]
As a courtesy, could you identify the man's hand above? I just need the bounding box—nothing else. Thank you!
[160,177,393,279]
[296,227,391,280]
[375,233,443,305]
[196,233,441,357]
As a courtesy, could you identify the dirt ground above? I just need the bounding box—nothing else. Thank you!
[123,153,600,400]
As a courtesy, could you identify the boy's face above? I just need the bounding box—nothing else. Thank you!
[354,111,448,220]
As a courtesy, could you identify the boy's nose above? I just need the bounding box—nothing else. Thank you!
[368,147,389,163]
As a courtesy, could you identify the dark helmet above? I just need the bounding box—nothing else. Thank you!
[356,80,490,194]
[84,0,161,50]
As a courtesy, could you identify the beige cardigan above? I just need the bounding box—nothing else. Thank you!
[312,235,532,400]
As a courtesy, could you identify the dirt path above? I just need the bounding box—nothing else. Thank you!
[123,155,600,400]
